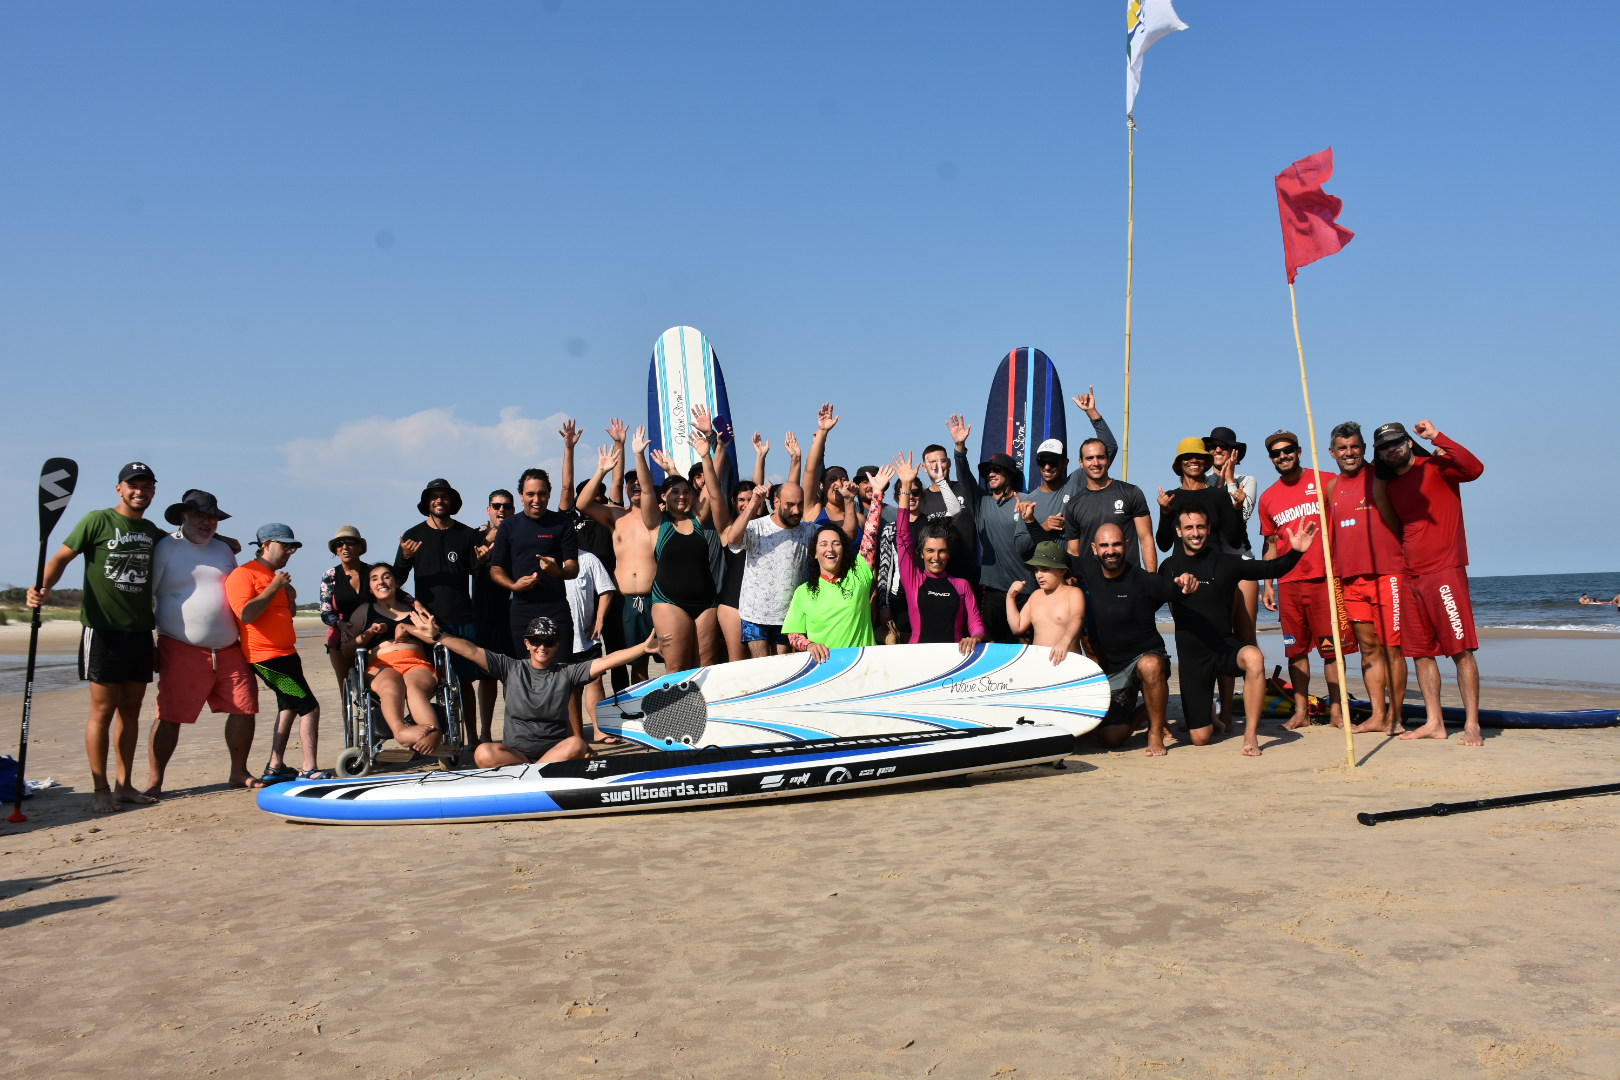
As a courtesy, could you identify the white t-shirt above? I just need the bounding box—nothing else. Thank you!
[150,533,241,649]
[564,552,617,654]
[732,516,817,626]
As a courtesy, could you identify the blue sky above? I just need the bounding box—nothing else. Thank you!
[2,1,1613,594]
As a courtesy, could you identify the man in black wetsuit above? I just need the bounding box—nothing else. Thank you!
[1077,523,1197,756]
[1159,503,1318,757]
[394,478,483,743]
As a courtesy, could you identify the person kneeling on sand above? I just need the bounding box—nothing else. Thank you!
[1005,542,1084,665]
[404,611,664,766]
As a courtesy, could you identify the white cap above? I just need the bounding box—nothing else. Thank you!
[1035,438,1065,459]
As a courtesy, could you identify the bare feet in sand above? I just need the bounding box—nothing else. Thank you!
[117,784,158,806]
[1351,718,1395,734]
[1146,740,1168,757]
[1283,714,1312,730]
[91,788,120,813]
[1398,722,1448,741]
[229,774,266,790]
[1457,728,1485,747]
[1241,743,1262,757]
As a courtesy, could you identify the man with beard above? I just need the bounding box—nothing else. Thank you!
[1258,431,1356,729]
[28,462,167,812]
[145,490,259,795]
[722,477,817,657]
[1162,504,1319,757]
[1076,523,1195,756]
[394,477,482,742]
[947,414,1043,644]
[1325,422,1409,735]
[1062,438,1156,572]
[1370,419,1486,747]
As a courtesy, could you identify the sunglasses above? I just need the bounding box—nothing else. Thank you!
[526,636,559,647]
[334,539,360,547]
[1268,444,1300,458]
[490,502,513,511]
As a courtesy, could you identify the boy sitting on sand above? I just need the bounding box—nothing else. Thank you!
[1006,542,1084,665]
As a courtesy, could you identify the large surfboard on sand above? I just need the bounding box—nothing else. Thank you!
[646,325,740,490]
[979,347,1066,492]
[597,643,1110,747]
[254,724,1078,825]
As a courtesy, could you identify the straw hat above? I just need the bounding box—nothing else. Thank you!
[328,525,368,555]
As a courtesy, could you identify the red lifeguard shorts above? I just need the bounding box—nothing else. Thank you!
[1278,577,1358,660]
[1401,567,1478,658]
[1341,573,1403,648]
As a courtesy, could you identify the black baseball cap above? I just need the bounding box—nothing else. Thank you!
[118,461,157,483]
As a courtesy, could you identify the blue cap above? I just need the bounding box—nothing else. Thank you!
[255,523,301,547]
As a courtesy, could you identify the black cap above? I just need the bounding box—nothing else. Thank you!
[523,615,560,641]
[118,461,156,484]
[164,489,231,526]
[417,478,463,516]
[1372,422,1410,448]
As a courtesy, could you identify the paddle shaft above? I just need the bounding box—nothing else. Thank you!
[9,539,51,820]
[1357,782,1620,826]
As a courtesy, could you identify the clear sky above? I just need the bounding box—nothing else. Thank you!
[2,1,1613,595]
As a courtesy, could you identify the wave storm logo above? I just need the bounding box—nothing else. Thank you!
[1438,584,1466,640]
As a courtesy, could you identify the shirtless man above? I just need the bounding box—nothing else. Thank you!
[577,421,657,685]
[1005,542,1083,665]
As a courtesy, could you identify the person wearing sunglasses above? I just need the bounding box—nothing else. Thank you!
[1257,430,1357,730]
[407,612,665,767]
[1368,419,1486,747]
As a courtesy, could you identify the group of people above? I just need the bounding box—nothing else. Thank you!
[26,391,1486,812]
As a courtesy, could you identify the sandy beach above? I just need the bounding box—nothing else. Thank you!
[3,620,1618,1078]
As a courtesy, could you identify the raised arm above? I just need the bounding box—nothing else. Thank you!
[604,417,628,505]
[946,414,983,502]
[858,465,894,567]
[802,403,838,513]
[633,426,661,531]
[750,432,770,488]
[1072,387,1119,463]
[576,443,624,527]
[558,418,582,511]
[690,421,733,536]
[724,486,766,550]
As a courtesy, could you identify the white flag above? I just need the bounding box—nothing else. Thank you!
[1126,0,1188,116]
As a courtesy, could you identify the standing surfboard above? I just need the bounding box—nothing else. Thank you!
[979,347,1066,492]
[646,326,740,490]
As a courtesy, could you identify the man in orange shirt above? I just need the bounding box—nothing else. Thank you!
[226,524,330,781]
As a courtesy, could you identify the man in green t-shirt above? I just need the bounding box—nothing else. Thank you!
[28,462,167,813]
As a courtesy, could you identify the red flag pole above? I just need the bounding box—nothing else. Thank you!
[1287,282,1356,771]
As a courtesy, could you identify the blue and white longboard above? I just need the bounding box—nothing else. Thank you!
[254,724,1077,825]
[598,643,1109,748]
[646,325,740,490]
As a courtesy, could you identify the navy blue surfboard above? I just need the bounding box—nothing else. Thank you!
[979,348,1066,491]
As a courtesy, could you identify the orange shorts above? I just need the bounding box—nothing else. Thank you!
[1341,573,1402,648]
[368,651,437,679]
[155,636,259,723]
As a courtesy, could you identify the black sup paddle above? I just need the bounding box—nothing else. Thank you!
[1357,782,1620,826]
[9,457,79,823]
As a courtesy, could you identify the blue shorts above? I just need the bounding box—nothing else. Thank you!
[740,620,785,647]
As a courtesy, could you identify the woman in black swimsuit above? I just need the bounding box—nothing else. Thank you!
[633,417,734,675]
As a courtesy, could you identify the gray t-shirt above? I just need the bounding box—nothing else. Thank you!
[482,653,593,756]
[1062,479,1152,568]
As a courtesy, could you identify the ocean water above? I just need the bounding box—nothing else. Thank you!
[1467,571,1620,633]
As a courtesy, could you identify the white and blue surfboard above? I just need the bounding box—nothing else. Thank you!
[598,643,1110,748]
[255,724,1078,825]
[646,325,740,490]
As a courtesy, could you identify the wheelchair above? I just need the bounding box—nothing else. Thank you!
[336,643,467,777]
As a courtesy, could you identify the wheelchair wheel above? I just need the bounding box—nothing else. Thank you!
[336,746,370,778]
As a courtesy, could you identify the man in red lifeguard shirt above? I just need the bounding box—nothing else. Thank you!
[1371,419,1485,747]
[1258,430,1356,730]
[1327,422,1408,735]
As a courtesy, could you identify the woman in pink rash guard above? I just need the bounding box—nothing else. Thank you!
[892,452,985,654]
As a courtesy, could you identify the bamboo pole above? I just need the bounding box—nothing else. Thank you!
[1122,116,1137,480]
[1287,281,1356,771]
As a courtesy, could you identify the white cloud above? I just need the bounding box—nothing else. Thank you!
[279,407,569,494]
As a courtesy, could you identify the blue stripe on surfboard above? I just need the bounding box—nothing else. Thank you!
[614,743,899,781]
[717,649,864,705]
[259,786,565,822]
[820,644,1019,704]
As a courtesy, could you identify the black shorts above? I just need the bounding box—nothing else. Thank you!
[1176,637,1250,730]
[79,627,155,685]
[620,593,653,645]
[251,653,320,717]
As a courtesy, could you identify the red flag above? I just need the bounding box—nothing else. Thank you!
[1275,148,1354,283]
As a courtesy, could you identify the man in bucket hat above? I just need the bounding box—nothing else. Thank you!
[394,478,483,744]
[144,490,261,795]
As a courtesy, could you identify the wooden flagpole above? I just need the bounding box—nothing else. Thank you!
[1122,115,1137,481]
[1287,281,1356,771]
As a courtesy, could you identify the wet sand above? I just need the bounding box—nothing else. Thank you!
[2,623,1618,1078]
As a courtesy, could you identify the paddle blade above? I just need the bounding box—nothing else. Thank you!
[38,457,79,540]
